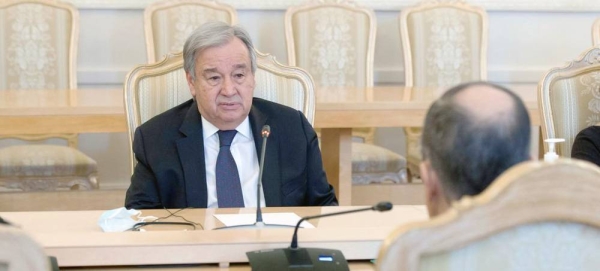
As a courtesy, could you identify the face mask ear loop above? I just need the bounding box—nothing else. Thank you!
[136,212,157,222]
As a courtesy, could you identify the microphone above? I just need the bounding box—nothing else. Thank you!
[246,202,393,271]
[255,125,270,225]
[213,125,293,230]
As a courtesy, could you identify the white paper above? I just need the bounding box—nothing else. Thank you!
[214,212,315,228]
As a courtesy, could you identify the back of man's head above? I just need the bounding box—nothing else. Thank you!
[421,82,530,215]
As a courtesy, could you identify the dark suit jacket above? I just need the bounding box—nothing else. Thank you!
[572,125,600,167]
[125,98,338,209]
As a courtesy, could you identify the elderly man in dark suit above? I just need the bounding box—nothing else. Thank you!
[125,22,337,209]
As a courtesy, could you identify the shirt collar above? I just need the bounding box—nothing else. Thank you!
[201,116,252,140]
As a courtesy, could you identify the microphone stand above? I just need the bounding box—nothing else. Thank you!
[254,128,267,226]
[213,125,294,230]
[289,205,380,249]
[247,202,393,271]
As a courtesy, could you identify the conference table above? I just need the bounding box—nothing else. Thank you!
[0,86,540,205]
[0,205,428,269]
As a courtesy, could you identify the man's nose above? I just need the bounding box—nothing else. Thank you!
[221,77,236,96]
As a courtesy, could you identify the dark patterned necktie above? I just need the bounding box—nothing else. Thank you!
[215,130,244,207]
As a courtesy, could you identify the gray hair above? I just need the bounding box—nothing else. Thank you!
[183,21,257,80]
[421,82,531,200]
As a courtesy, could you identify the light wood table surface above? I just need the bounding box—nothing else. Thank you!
[0,205,428,269]
[0,86,539,205]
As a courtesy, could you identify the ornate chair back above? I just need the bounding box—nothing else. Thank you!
[399,0,488,178]
[400,0,487,88]
[144,0,237,63]
[538,47,600,156]
[285,0,376,142]
[377,159,600,271]
[593,17,600,45]
[0,0,97,191]
[0,0,78,90]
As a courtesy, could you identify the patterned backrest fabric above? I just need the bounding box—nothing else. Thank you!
[254,70,312,124]
[404,5,485,87]
[136,67,191,125]
[0,0,76,90]
[254,53,315,125]
[145,0,236,63]
[286,2,375,141]
[287,5,374,89]
[419,222,600,271]
[547,71,600,156]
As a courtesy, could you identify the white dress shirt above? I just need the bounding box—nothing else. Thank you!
[202,116,266,208]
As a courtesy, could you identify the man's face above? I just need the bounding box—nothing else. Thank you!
[186,37,255,130]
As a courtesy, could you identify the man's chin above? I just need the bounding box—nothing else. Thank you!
[216,113,247,127]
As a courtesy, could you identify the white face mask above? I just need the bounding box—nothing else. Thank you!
[97,207,157,232]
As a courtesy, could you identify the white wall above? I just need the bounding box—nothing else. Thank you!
[61,1,599,189]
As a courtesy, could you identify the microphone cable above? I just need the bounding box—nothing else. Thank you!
[128,207,204,231]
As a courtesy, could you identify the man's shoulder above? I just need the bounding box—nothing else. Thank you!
[252,97,301,118]
[577,126,600,138]
[137,99,194,132]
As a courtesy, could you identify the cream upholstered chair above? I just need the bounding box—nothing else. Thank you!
[0,0,98,191]
[593,18,600,45]
[254,51,316,125]
[377,159,600,271]
[539,47,600,157]
[144,0,237,63]
[285,0,407,185]
[400,0,488,178]
[124,52,190,174]
[124,50,316,173]
[0,224,51,271]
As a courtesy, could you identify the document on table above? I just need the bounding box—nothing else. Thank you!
[214,212,315,228]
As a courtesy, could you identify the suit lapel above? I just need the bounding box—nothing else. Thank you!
[176,101,208,208]
[249,103,282,206]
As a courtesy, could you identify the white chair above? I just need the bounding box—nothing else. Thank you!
[0,0,98,191]
[144,0,237,63]
[285,0,407,185]
[399,0,488,179]
[377,159,600,271]
[538,46,600,157]
[0,224,51,271]
[124,50,316,174]
[593,17,600,45]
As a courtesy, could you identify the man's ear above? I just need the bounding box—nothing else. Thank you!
[186,72,196,97]
[420,161,443,217]
[420,161,440,201]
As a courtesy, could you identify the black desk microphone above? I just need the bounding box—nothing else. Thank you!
[246,202,393,270]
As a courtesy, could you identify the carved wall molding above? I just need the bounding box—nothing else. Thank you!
[68,0,600,11]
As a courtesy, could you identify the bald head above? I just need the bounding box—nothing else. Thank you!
[454,84,515,121]
[421,82,531,200]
